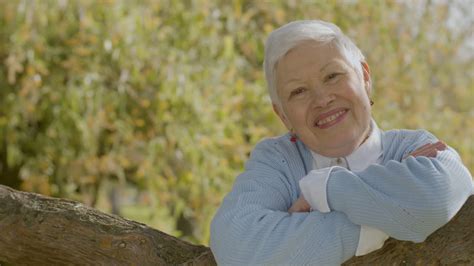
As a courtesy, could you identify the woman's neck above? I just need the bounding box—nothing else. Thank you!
[314,123,373,158]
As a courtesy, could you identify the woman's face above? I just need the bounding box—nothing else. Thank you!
[274,41,372,157]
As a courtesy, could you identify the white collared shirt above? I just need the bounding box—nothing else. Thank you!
[299,120,389,256]
[311,120,383,171]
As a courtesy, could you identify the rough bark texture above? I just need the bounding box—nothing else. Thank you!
[0,184,472,265]
[0,185,215,265]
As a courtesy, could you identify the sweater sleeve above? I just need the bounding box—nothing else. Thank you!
[325,131,473,242]
[210,139,360,265]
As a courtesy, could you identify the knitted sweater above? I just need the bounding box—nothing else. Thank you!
[210,128,473,265]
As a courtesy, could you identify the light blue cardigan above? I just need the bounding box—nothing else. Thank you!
[210,128,473,265]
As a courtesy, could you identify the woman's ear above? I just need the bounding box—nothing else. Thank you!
[272,104,292,131]
[361,61,371,94]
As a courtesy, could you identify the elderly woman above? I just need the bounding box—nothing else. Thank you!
[210,20,473,265]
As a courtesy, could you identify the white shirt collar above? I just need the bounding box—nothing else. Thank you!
[310,120,383,171]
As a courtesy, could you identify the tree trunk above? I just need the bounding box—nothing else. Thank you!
[0,184,472,265]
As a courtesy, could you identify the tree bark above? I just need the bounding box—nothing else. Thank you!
[0,184,472,265]
[0,185,215,265]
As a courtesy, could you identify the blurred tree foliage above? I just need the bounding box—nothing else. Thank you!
[0,0,472,244]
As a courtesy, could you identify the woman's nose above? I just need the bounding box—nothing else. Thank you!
[310,89,335,108]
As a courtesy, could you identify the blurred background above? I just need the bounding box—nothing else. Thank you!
[0,0,473,245]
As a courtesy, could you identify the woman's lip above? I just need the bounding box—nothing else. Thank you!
[314,109,349,129]
[315,108,348,123]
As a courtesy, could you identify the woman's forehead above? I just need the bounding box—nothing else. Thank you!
[276,43,347,78]
[283,41,341,65]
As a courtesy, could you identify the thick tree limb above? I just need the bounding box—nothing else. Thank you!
[0,184,472,265]
[0,185,215,265]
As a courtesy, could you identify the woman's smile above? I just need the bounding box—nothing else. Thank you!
[314,108,349,129]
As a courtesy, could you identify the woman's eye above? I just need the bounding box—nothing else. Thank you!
[325,73,340,82]
[290,87,306,98]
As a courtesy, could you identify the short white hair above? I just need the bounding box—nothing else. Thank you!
[263,20,366,107]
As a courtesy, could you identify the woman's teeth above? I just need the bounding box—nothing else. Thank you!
[317,110,346,126]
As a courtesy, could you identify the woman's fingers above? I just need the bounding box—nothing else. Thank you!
[414,142,432,151]
[411,147,436,157]
[288,196,311,213]
[434,141,447,151]
[406,141,447,158]
[416,141,446,154]
[288,205,305,213]
[413,141,444,155]
[409,144,433,157]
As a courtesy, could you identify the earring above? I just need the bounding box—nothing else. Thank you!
[290,128,297,142]
[370,99,374,106]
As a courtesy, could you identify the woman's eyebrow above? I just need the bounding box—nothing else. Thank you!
[283,78,302,87]
[319,61,340,72]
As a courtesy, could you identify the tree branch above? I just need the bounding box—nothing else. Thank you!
[0,184,472,265]
[0,185,215,265]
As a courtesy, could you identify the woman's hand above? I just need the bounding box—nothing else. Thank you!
[405,141,447,159]
[288,195,311,213]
